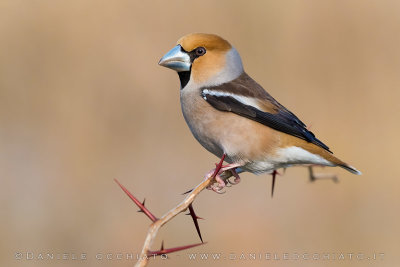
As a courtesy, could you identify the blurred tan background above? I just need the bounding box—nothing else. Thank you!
[1,1,399,267]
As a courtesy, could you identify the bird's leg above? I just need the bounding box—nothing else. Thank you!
[308,166,339,183]
[204,155,228,194]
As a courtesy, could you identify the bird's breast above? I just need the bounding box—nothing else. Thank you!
[180,87,280,164]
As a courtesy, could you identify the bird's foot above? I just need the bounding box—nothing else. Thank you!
[206,163,241,194]
[308,166,339,183]
[226,168,241,185]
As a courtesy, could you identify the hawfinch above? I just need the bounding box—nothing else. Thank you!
[159,33,360,193]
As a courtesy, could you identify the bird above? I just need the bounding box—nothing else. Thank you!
[158,33,361,194]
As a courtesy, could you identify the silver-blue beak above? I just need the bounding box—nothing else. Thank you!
[158,45,191,72]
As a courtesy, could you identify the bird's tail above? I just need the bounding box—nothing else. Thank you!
[313,147,362,175]
[339,164,362,175]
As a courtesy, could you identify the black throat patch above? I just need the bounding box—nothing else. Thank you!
[178,71,191,89]
[177,47,204,89]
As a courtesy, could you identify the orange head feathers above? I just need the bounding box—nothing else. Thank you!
[159,33,243,87]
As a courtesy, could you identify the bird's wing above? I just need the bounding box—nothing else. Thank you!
[201,72,331,152]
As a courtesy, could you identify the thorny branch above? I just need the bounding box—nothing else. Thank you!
[115,158,338,267]
[115,154,226,267]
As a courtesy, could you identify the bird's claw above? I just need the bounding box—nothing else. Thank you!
[206,173,227,193]
[226,177,239,185]
[207,185,226,194]
[206,166,241,194]
[228,169,241,184]
[215,174,226,188]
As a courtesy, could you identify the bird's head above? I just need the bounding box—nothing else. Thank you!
[159,33,243,88]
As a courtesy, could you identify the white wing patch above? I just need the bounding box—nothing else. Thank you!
[202,89,263,111]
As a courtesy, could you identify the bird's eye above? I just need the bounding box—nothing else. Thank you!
[195,47,206,56]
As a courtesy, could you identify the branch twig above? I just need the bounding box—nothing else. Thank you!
[114,179,158,222]
[115,154,226,267]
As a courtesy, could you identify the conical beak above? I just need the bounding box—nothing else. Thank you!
[158,45,191,72]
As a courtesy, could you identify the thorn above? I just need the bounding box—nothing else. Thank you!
[137,199,146,213]
[185,213,203,220]
[114,179,158,222]
[182,188,193,195]
[187,203,204,242]
[309,166,315,182]
[147,242,206,257]
[160,240,164,251]
[271,170,278,198]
